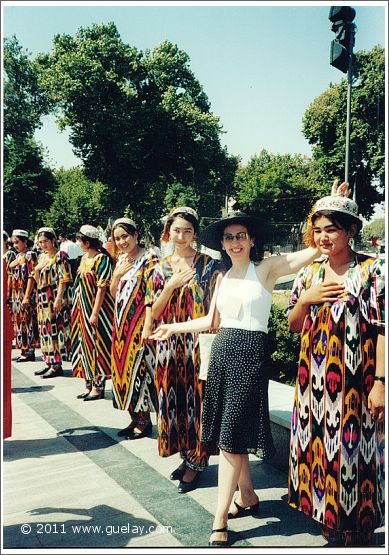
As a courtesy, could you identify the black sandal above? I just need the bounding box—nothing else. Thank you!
[208,527,229,547]
[228,499,259,519]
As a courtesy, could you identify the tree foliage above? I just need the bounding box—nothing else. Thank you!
[44,168,111,233]
[302,45,384,218]
[36,22,237,228]
[234,150,318,243]
[362,218,385,241]
[268,302,300,385]
[3,36,55,233]
[4,138,55,233]
[4,36,51,141]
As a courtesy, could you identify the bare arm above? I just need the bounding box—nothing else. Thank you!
[141,306,153,344]
[22,277,35,306]
[150,274,222,340]
[53,281,66,313]
[368,332,385,422]
[109,272,121,298]
[262,247,320,291]
[89,286,106,326]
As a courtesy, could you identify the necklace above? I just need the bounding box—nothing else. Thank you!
[127,247,145,264]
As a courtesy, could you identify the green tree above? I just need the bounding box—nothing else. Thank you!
[4,36,55,233]
[235,150,318,244]
[362,218,385,241]
[44,167,111,233]
[4,138,55,233]
[37,23,236,228]
[268,302,300,385]
[302,45,384,218]
[4,36,51,141]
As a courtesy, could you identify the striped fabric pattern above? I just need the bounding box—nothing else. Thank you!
[71,252,114,382]
[111,250,162,412]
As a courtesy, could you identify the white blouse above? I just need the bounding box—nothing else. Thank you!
[217,262,272,332]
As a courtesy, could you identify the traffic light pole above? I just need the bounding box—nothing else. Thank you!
[344,24,355,187]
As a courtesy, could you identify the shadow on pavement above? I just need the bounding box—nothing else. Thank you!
[3,426,121,461]
[236,498,322,542]
[12,385,55,394]
[3,504,158,548]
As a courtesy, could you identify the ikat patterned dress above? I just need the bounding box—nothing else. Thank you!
[287,254,385,537]
[111,250,163,414]
[36,251,72,366]
[154,253,221,470]
[9,250,39,353]
[3,250,16,305]
[71,253,114,383]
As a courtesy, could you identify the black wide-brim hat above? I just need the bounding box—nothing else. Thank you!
[199,212,264,252]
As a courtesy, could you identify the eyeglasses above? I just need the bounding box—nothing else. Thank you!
[223,232,248,242]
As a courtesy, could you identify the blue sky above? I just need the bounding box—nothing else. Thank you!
[3,1,386,197]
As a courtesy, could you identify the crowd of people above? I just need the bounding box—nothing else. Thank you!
[2,181,385,547]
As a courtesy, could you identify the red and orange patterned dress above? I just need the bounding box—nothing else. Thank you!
[9,249,39,354]
[36,251,72,367]
[153,253,221,470]
[287,254,385,542]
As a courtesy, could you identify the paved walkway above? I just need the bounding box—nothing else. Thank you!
[2,351,385,551]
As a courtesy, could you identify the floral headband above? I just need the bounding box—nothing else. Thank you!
[113,217,137,229]
[79,225,100,239]
[37,227,57,238]
[12,229,29,238]
[313,195,361,221]
[170,206,199,221]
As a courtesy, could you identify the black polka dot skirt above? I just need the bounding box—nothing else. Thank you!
[201,328,275,459]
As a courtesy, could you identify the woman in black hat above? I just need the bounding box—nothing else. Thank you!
[151,211,320,546]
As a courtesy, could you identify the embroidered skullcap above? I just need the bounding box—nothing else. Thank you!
[170,206,199,221]
[12,229,29,238]
[113,217,137,229]
[313,195,362,221]
[79,225,100,239]
[37,227,56,238]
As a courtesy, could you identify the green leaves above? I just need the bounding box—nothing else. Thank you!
[302,45,384,218]
[235,150,318,242]
[45,167,111,233]
[4,36,52,141]
[34,22,235,231]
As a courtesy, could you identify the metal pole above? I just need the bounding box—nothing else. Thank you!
[344,23,355,186]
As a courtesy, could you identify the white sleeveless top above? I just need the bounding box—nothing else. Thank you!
[216,262,272,332]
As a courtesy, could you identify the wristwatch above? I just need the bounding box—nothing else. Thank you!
[374,376,385,384]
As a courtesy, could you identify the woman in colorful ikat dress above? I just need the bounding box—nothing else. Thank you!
[110,218,163,440]
[33,228,72,379]
[3,231,16,305]
[8,229,39,362]
[71,225,115,401]
[151,207,222,494]
[287,182,385,546]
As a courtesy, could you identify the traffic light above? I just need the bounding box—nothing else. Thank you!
[329,6,356,73]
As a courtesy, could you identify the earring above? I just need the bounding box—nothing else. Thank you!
[222,246,226,251]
